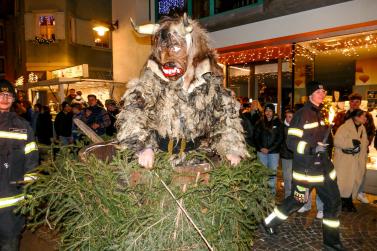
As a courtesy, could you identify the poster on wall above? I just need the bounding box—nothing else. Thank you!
[355,58,377,85]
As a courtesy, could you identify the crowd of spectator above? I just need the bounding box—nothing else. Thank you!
[239,91,376,214]
[17,89,120,147]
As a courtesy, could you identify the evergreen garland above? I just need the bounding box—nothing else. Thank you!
[18,148,273,250]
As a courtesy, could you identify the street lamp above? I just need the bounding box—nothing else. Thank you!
[93,26,110,36]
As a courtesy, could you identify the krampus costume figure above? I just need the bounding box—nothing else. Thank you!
[116,14,248,167]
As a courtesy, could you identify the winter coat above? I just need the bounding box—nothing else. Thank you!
[85,105,111,136]
[280,121,293,159]
[334,119,368,198]
[106,109,119,136]
[333,110,375,145]
[36,112,53,145]
[54,111,73,137]
[240,112,254,147]
[253,116,284,154]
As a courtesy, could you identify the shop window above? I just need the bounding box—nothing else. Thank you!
[0,57,5,74]
[228,64,251,98]
[38,15,55,41]
[215,0,259,14]
[192,0,210,19]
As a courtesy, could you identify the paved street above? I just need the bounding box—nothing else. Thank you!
[253,194,377,251]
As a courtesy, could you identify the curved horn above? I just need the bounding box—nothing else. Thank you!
[182,13,193,33]
[130,17,159,35]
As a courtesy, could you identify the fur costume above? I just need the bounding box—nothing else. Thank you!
[116,15,248,164]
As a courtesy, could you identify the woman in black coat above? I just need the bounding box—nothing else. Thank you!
[36,106,53,145]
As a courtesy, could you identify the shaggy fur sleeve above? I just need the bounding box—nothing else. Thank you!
[116,74,159,152]
[211,86,249,159]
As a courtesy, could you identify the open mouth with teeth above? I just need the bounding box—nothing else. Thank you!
[162,63,184,78]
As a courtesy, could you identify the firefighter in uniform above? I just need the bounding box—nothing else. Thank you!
[262,81,344,251]
[0,79,39,250]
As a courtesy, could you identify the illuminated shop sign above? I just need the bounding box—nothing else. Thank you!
[51,64,89,78]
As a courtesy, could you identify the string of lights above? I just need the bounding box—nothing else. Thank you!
[217,32,377,65]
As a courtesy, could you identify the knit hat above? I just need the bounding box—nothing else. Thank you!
[264,103,275,113]
[0,79,16,98]
[306,81,325,96]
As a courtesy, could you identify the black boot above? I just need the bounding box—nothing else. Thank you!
[261,221,277,235]
[341,198,348,212]
[324,242,347,251]
[346,196,357,212]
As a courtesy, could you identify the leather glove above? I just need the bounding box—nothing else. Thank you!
[315,142,328,153]
[352,139,361,147]
[293,185,309,203]
[137,148,155,169]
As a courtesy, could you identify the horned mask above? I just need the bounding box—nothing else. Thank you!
[131,14,194,81]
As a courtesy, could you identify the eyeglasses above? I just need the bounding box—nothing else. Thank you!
[0,93,14,100]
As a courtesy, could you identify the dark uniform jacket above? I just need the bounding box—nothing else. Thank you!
[287,102,335,181]
[280,121,293,159]
[254,116,284,154]
[0,112,39,199]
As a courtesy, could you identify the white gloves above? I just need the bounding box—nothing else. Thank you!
[138,148,155,169]
[226,154,241,166]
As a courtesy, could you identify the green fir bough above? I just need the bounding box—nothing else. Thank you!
[19,149,273,250]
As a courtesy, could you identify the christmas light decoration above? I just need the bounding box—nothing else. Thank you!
[28,72,38,83]
[15,76,24,87]
[158,0,185,15]
[217,44,292,65]
[34,36,55,45]
[217,31,377,65]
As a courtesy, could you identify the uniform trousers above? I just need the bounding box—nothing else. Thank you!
[265,174,342,245]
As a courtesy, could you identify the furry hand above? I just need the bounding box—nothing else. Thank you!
[226,154,241,166]
[138,148,155,169]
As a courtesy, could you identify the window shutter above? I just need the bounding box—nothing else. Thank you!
[24,13,35,40]
[75,18,94,46]
[54,12,65,40]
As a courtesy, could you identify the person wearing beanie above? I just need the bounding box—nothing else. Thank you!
[253,103,283,194]
[262,81,345,250]
[333,92,375,204]
[0,79,39,250]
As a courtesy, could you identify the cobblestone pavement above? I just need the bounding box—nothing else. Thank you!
[253,196,377,251]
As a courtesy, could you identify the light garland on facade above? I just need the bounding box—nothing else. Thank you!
[218,32,377,65]
[217,44,292,65]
